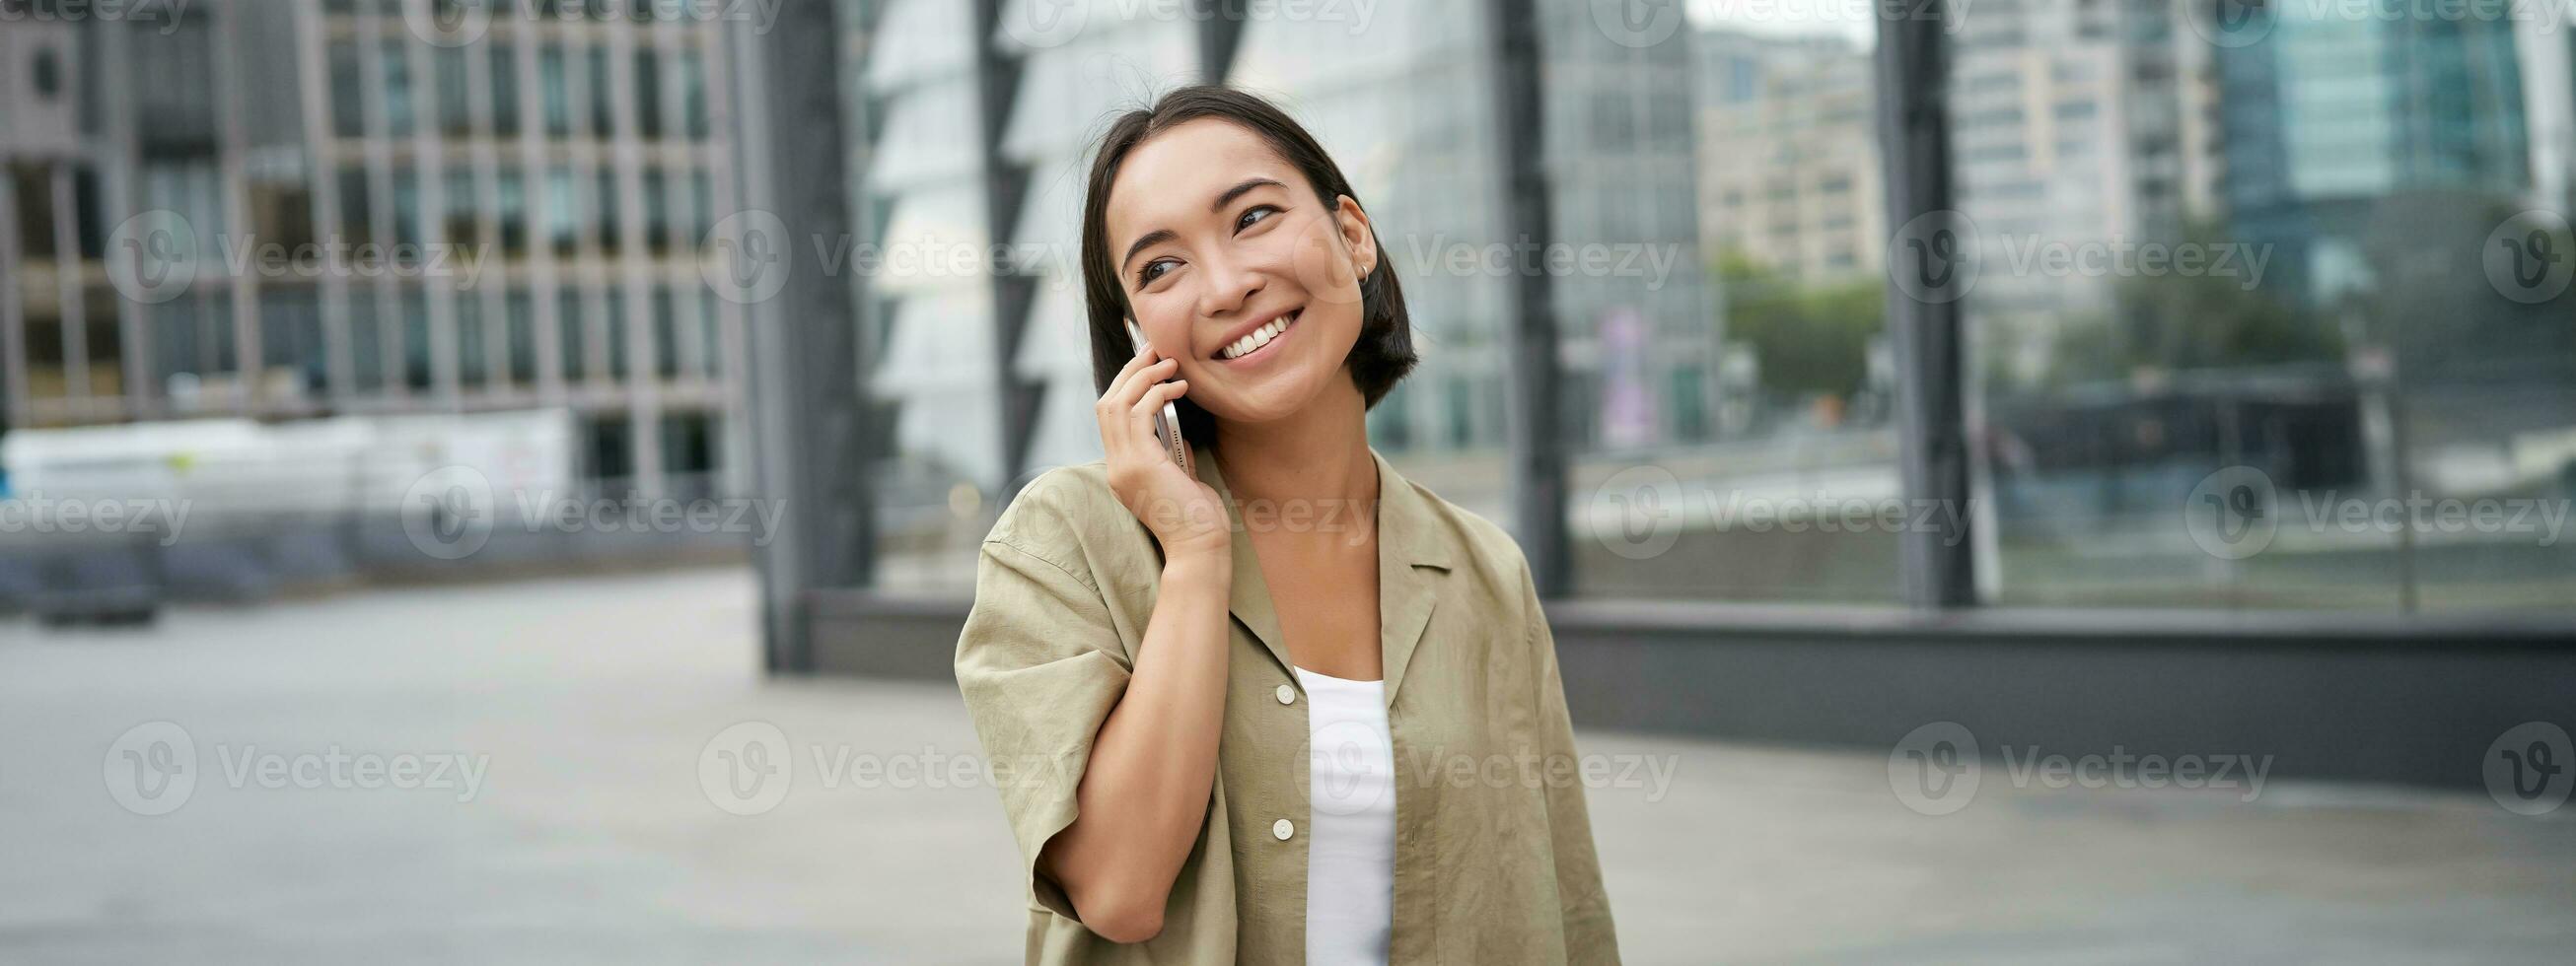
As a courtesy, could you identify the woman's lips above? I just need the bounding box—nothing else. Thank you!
[1214,310,1300,366]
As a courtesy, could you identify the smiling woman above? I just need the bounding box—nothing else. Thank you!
[954,84,1621,965]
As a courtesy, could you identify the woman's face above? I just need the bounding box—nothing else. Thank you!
[1104,117,1378,428]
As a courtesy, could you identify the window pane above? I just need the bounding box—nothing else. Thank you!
[1951,3,2576,610]
[1539,8,1881,600]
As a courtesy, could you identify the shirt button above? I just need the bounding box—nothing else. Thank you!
[1273,818,1294,840]
[1276,683,1296,705]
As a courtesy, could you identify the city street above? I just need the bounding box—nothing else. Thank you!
[3,568,2570,964]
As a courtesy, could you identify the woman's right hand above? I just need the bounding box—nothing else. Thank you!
[1098,342,1230,560]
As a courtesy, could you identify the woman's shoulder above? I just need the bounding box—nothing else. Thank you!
[982,459,1130,566]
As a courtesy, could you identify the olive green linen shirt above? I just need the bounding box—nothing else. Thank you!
[954,444,1621,964]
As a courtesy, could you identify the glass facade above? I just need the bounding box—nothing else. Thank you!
[1961,0,2576,610]
[0,0,747,496]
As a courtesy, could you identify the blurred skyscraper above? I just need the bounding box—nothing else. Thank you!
[2215,5,2535,307]
[1949,0,2225,383]
[0,0,744,499]
[1693,27,1886,284]
[839,0,1712,587]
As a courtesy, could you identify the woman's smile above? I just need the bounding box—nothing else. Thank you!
[1211,307,1304,366]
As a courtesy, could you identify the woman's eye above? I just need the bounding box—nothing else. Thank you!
[1136,259,1174,286]
[1237,205,1281,233]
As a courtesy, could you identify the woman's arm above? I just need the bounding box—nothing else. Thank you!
[1037,340,1237,943]
[1036,546,1231,943]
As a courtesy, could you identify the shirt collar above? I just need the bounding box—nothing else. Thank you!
[1193,444,1452,703]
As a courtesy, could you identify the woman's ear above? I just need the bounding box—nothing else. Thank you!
[1333,194,1380,281]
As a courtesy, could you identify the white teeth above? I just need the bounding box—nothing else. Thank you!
[1220,311,1298,360]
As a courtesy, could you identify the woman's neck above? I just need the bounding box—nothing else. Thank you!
[1209,376,1378,521]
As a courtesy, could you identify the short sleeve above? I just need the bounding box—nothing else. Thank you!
[1520,558,1622,963]
[954,512,1132,925]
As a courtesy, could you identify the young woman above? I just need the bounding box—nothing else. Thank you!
[955,85,1620,965]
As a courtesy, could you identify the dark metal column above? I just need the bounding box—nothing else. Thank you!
[973,0,1041,500]
[732,3,874,672]
[1875,5,1976,607]
[1198,0,1250,79]
[1486,0,1570,597]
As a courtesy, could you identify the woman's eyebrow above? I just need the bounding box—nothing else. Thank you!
[1207,176,1285,215]
[1118,176,1289,272]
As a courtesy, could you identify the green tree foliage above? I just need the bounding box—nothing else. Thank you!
[1713,250,1884,401]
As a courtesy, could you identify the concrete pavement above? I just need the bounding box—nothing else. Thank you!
[2,568,2569,963]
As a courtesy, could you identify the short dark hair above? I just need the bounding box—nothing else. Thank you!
[1078,84,1417,448]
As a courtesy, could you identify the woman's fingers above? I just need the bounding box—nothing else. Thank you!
[1097,354,1179,463]
[1104,343,1156,397]
[1131,378,1189,417]
[1103,357,1179,416]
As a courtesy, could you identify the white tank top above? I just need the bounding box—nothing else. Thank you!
[1294,665,1395,965]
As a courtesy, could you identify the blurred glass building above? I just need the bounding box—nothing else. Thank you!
[0,0,745,500]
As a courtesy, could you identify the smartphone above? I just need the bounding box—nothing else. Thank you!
[1125,320,1195,476]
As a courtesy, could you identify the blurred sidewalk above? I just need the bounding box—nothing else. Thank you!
[3,568,2570,964]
